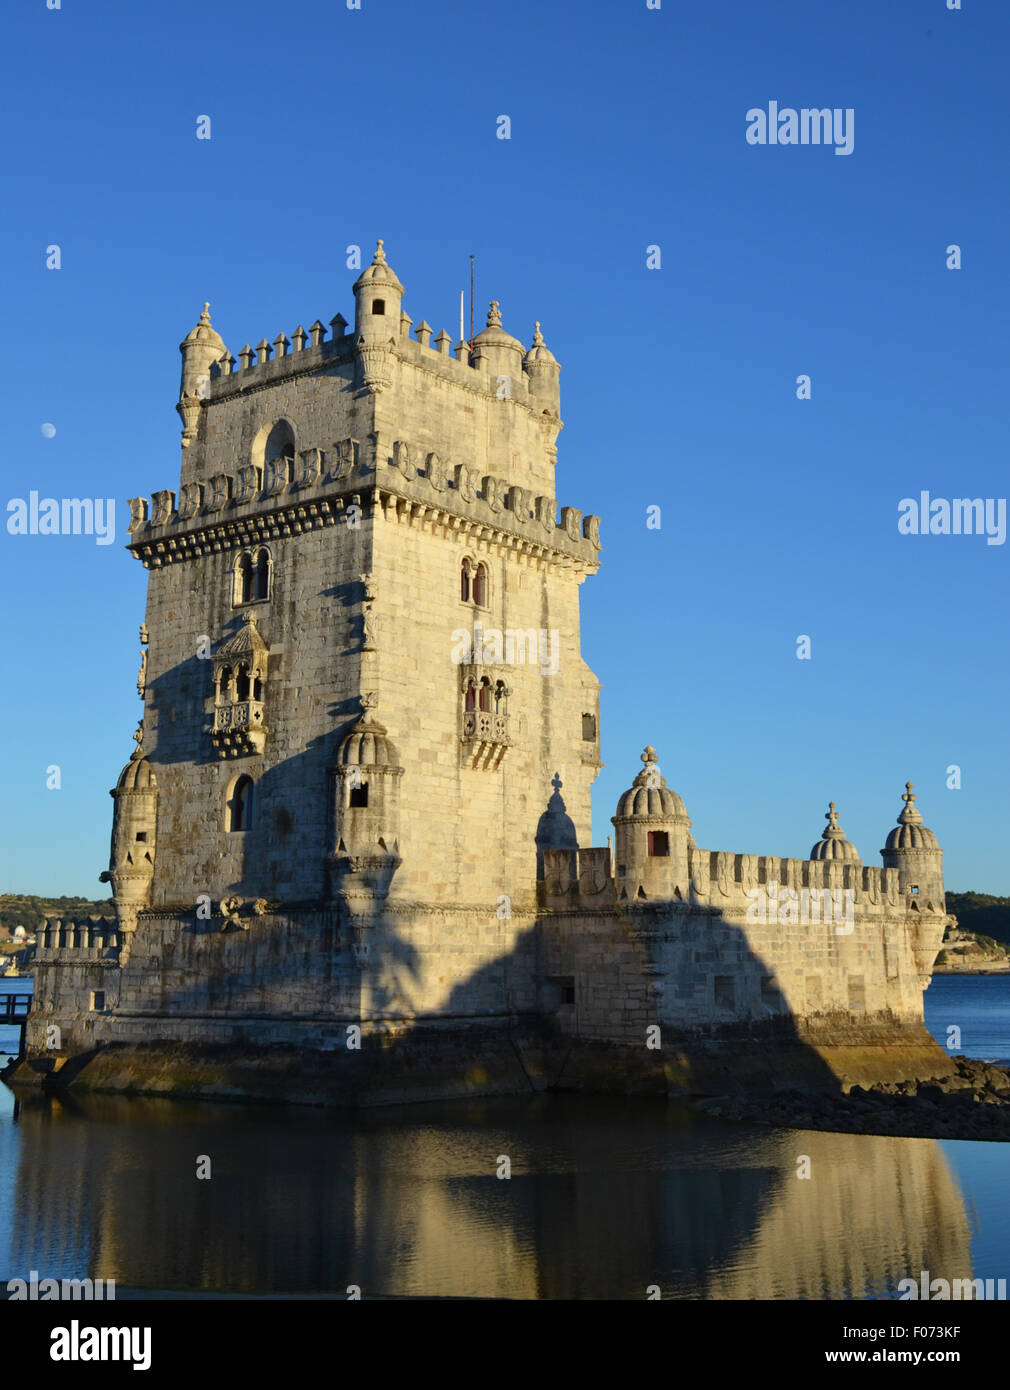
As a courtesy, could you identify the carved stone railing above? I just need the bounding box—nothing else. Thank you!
[212,700,266,757]
[461,710,510,769]
[462,710,509,744]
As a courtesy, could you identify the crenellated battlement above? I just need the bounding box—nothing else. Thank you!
[35,917,121,960]
[539,844,943,919]
[127,432,601,571]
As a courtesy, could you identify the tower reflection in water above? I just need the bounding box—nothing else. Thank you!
[4,1092,972,1299]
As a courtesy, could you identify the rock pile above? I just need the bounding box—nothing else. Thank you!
[696,1056,1010,1141]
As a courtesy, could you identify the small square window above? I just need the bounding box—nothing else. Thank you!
[647,831,669,857]
[372,299,385,316]
[135,831,148,842]
[911,885,919,895]
[90,991,105,1012]
[714,975,735,1009]
[349,784,369,808]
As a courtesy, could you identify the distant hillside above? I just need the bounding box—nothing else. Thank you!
[0,894,115,937]
[946,892,1010,948]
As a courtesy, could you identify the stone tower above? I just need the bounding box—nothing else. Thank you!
[19,244,953,1106]
[41,240,603,1042]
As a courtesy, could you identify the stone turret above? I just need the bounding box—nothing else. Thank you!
[535,772,578,880]
[881,782,945,910]
[177,303,227,449]
[523,321,561,416]
[353,240,404,392]
[810,802,860,861]
[611,746,692,900]
[328,712,404,896]
[101,739,158,929]
[471,301,525,386]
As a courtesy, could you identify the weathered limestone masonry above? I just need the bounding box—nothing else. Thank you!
[17,243,953,1104]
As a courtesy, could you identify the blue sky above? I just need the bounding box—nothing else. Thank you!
[1,0,1007,895]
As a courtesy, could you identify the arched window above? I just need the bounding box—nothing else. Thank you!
[253,549,270,600]
[460,558,471,603]
[464,679,476,712]
[478,678,492,712]
[226,775,254,832]
[234,548,272,606]
[217,665,233,703]
[235,664,250,701]
[236,553,254,604]
[472,562,488,607]
[494,680,509,712]
[252,419,296,477]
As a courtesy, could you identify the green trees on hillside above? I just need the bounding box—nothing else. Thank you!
[946,892,1010,947]
[0,894,115,937]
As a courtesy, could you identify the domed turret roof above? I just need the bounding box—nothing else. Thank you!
[524,321,557,366]
[216,614,269,662]
[116,752,157,792]
[884,782,940,851]
[472,300,524,353]
[353,239,404,294]
[180,302,226,353]
[535,772,578,855]
[614,747,691,821]
[810,802,860,861]
[337,713,400,770]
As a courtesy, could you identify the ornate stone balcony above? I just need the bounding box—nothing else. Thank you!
[212,700,266,757]
[461,709,511,768]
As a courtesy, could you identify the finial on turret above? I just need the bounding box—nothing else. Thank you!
[199,302,211,325]
[551,771,563,793]
[533,321,545,345]
[897,780,924,825]
[487,300,502,328]
[641,746,658,765]
[810,800,859,860]
[373,239,386,264]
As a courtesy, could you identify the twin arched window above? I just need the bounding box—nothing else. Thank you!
[226,775,254,832]
[216,662,263,705]
[235,548,271,605]
[463,676,508,713]
[460,557,488,606]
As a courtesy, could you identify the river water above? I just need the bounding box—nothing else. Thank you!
[0,974,1006,1298]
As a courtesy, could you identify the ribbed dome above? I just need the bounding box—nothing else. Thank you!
[217,614,268,661]
[337,714,400,770]
[614,747,691,821]
[884,782,939,850]
[353,239,404,294]
[180,303,226,352]
[524,321,557,366]
[117,754,157,792]
[472,300,524,353]
[810,802,860,861]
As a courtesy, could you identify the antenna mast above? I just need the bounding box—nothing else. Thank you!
[469,254,475,350]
